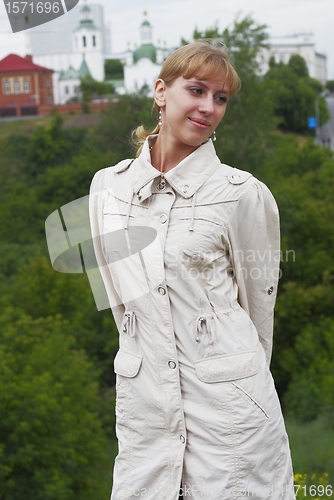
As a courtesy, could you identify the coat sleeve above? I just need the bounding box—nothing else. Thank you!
[89,168,125,331]
[227,179,280,365]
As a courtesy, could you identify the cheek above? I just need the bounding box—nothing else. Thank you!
[215,108,227,124]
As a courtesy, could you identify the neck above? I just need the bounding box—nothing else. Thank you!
[150,133,199,173]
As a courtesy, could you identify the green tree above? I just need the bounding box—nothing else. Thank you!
[261,136,334,398]
[24,113,86,178]
[264,57,330,133]
[104,59,124,80]
[79,76,114,102]
[288,54,309,77]
[282,318,334,421]
[6,254,119,389]
[0,309,108,500]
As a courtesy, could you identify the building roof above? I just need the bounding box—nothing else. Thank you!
[57,55,92,83]
[59,66,79,81]
[78,56,92,78]
[0,54,53,72]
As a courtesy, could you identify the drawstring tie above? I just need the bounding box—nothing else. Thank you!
[189,191,197,232]
[195,315,216,344]
[121,311,136,337]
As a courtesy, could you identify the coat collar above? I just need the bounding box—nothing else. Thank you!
[131,135,222,199]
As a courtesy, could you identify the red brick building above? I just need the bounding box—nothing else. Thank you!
[0,54,54,117]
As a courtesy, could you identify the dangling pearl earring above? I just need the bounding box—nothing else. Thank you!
[212,130,217,141]
[158,109,163,127]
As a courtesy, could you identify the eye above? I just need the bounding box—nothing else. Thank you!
[215,95,228,104]
[189,87,203,95]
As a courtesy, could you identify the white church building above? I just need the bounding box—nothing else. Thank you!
[122,14,170,94]
[31,1,105,104]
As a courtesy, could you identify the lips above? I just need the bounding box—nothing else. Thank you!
[188,117,211,130]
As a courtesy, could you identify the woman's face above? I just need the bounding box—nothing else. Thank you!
[154,73,230,150]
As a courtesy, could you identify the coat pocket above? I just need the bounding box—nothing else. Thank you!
[114,349,143,378]
[194,350,259,383]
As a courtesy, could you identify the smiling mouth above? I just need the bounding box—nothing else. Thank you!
[188,118,211,130]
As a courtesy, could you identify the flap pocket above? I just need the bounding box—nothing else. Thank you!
[194,350,259,383]
[114,350,143,378]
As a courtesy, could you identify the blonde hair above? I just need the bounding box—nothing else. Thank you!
[132,41,241,156]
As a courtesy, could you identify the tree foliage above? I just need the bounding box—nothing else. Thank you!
[104,59,124,80]
[23,113,87,179]
[79,76,114,102]
[288,54,309,78]
[0,310,107,500]
[326,79,334,93]
[264,57,329,133]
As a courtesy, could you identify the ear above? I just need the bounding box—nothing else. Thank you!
[154,78,166,108]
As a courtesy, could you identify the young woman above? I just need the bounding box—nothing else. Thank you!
[89,42,295,500]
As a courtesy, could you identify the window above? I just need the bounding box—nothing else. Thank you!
[83,35,86,47]
[23,78,30,93]
[74,86,78,94]
[92,35,96,47]
[46,77,51,87]
[47,94,52,104]
[4,79,10,94]
[14,79,20,94]
[65,86,69,94]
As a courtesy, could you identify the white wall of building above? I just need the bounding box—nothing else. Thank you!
[72,28,104,81]
[124,57,161,95]
[258,34,327,84]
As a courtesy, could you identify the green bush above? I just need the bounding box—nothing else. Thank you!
[0,310,108,500]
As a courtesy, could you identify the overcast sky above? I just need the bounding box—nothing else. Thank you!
[0,0,333,78]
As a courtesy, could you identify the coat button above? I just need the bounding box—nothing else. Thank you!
[180,434,185,444]
[231,174,241,180]
[157,181,166,190]
[268,286,274,295]
[182,184,190,194]
[158,286,166,295]
[160,214,168,224]
[137,190,142,200]
[168,360,176,369]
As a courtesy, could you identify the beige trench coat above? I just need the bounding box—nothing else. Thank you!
[89,136,295,500]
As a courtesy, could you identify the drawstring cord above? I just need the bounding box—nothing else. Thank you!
[189,191,197,232]
[124,191,135,230]
[195,315,216,344]
[121,311,136,337]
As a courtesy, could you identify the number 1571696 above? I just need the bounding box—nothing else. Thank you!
[5,2,60,14]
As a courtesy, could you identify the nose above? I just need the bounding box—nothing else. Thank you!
[198,94,214,115]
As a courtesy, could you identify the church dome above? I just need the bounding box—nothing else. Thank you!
[133,43,156,63]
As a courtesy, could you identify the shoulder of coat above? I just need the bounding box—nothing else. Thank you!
[113,159,135,173]
[221,163,253,185]
[90,159,134,193]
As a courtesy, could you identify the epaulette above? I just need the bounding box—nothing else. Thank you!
[227,167,253,185]
[114,159,135,173]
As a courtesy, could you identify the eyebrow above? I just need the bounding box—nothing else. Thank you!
[186,79,230,95]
